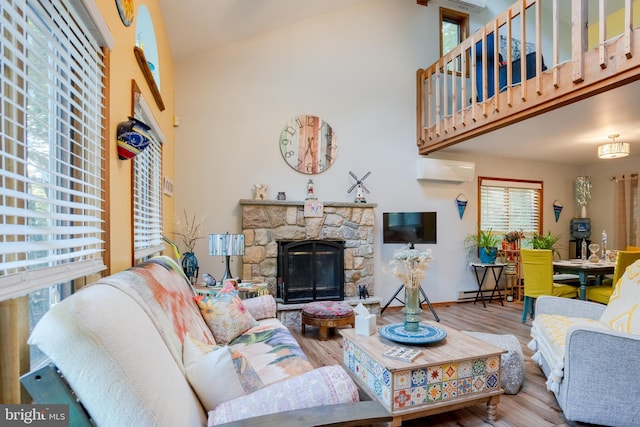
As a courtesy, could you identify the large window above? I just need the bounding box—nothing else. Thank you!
[479,177,542,240]
[0,1,111,296]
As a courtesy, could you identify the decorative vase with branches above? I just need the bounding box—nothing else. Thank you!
[389,247,433,332]
[173,210,205,282]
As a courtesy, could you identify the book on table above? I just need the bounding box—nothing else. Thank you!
[382,346,422,362]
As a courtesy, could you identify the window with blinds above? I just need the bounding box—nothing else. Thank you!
[0,0,109,300]
[133,91,164,261]
[479,178,542,239]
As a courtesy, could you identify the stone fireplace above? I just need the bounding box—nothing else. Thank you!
[240,199,376,301]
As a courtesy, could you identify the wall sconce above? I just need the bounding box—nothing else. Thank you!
[598,134,630,159]
[209,233,245,282]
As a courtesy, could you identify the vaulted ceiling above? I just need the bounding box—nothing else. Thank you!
[158,0,639,166]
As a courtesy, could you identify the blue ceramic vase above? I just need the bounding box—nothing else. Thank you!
[181,252,199,283]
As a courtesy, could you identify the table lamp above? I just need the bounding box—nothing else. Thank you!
[209,232,245,282]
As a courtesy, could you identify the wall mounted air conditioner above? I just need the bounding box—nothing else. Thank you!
[438,0,486,14]
[417,158,475,183]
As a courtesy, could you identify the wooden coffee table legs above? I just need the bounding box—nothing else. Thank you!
[388,395,501,426]
[486,394,499,422]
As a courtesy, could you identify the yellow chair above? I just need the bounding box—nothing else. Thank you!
[521,249,578,322]
[586,250,640,304]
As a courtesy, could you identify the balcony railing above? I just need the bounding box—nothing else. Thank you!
[417,0,640,155]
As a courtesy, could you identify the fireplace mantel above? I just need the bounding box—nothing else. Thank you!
[239,199,377,208]
[240,199,376,299]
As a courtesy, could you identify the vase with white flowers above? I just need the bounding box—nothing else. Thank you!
[389,246,433,332]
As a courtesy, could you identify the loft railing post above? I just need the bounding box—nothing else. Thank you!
[571,0,587,83]
[535,0,543,94]
[552,0,559,87]
[416,68,425,146]
[520,0,527,100]
[599,0,607,69]
[624,0,633,58]
[492,19,500,112]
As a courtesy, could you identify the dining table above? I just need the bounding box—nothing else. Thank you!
[553,259,616,300]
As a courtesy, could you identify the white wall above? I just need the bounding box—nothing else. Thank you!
[173,0,634,306]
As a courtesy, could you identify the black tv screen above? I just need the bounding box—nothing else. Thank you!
[383,212,437,244]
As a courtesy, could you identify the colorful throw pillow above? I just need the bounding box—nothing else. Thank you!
[599,260,640,334]
[183,334,264,410]
[195,282,258,344]
[241,295,277,320]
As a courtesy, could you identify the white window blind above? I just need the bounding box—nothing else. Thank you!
[133,93,163,261]
[0,0,108,300]
[480,178,542,237]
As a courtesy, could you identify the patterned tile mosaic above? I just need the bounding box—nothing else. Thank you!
[343,337,501,411]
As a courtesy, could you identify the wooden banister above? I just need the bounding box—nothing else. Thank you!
[417,0,640,155]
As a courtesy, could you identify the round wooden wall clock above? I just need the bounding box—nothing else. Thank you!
[279,115,337,175]
[116,0,135,27]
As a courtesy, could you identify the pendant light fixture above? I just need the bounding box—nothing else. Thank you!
[598,134,630,159]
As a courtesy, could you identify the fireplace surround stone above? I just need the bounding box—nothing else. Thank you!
[240,199,376,300]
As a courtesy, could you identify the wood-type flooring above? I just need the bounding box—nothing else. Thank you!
[289,300,599,427]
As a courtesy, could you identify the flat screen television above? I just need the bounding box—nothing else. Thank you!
[383,211,437,244]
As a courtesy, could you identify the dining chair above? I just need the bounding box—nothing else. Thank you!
[521,249,578,322]
[586,250,640,304]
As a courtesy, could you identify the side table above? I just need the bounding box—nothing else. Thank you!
[470,263,506,307]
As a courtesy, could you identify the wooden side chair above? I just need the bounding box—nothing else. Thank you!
[586,250,640,304]
[521,249,578,322]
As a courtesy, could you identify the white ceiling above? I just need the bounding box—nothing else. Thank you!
[158,0,372,61]
[157,0,640,167]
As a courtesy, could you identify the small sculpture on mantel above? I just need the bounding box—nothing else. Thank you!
[358,284,369,299]
[306,179,316,200]
[347,171,371,203]
[254,184,268,200]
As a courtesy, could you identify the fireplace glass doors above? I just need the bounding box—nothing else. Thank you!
[277,240,344,304]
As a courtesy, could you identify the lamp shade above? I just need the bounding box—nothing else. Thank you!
[598,142,630,159]
[209,233,245,257]
[598,134,630,159]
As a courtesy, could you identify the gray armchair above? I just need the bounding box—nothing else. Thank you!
[529,296,640,426]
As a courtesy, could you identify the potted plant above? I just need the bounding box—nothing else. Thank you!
[529,231,562,259]
[465,228,501,264]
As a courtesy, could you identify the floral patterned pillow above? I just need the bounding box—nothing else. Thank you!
[183,333,264,410]
[195,282,258,344]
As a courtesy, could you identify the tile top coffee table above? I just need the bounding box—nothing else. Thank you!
[340,323,505,426]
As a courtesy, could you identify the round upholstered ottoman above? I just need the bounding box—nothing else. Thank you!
[301,301,355,341]
[462,331,525,394]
